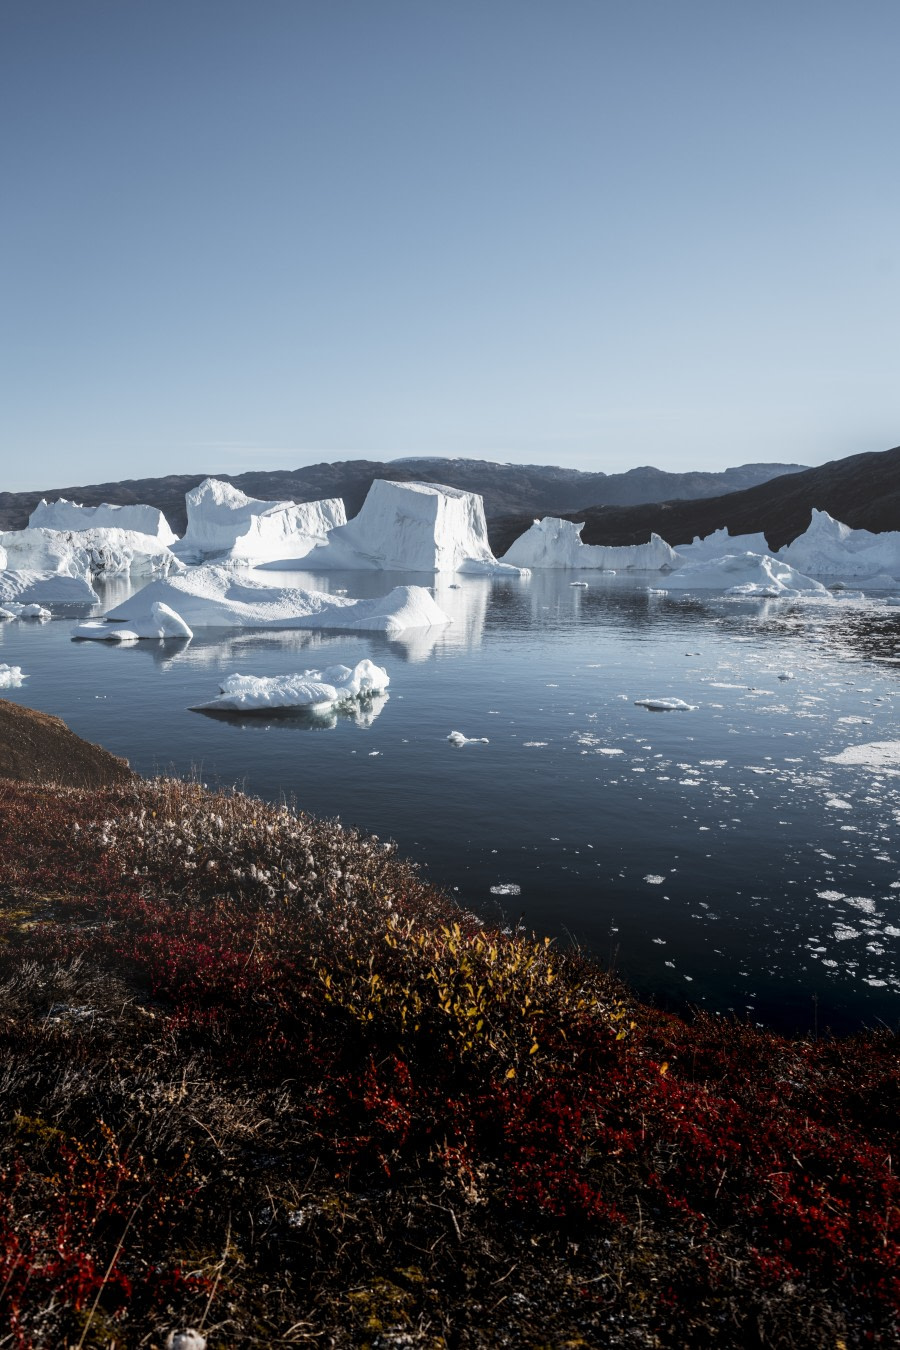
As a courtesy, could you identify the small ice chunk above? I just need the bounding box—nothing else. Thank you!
[196,659,389,713]
[73,601,193,642]
[490,883,521,896]
[0,664,27,688]
[644,874,666,885]
[634,698,697,712]
[823,741,900,770]
[448,731,489,746]
[777,671,795,681]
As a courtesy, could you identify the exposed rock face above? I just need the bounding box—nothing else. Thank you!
[0,700,134,789]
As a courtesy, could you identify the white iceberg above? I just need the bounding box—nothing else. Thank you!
[777,510,900,581]
[174,478,346,565]
[195,659,389,714]
[674,526,772,561]
[29,497,178,547]
[73,601,194,642]
[312,480,527,575]
[500,517,680,571]
[6,525,179,579]
[664,552,828,596]
[0,664,27,688]
[0,561,97,607]
[92,565,451,636]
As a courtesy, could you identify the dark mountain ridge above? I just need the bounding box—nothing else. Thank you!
[0,457,805,534]
[489,443,900,555]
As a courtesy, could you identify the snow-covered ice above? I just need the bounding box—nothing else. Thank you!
[664,552,828,597]
[0,664,27,688]
[174,478,346,565]
[29,497,177,547]
[73,602,194,642]
[311,480,527,575]
[195,659,389,714]
[94,566,451,636]
[501,517,680,571]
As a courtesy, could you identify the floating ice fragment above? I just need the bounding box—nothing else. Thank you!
[447,731,489,746]
[644,874,666,885]
[634,698,697,712]
[194,660,390,715]
[0,664,27,688]
[823,741,900,770]
[490,883,521,896]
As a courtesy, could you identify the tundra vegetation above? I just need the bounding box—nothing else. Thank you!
[0,778,896,1347]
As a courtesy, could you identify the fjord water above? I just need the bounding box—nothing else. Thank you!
[2,569,899,1035]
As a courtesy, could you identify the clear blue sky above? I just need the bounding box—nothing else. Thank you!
[2,0,898,492]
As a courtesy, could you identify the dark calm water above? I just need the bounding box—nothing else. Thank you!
[3,569,899,1035]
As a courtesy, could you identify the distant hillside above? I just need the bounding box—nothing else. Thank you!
[0,458,805,534]
[489,444,900,554]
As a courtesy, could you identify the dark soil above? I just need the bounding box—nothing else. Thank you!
[0,698,134,789]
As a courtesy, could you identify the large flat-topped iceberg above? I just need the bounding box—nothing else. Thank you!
[29,497,177,547]
[94,565,451,636]
[777,510,900,581]
[195,660,389,714]
[664,552,828,596]
[175,478,346,565]
[500,517,680,571]
[312,480,527,575]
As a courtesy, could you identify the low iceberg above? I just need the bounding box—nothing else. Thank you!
[664,552,828,597]
[73,601,194,642]
[674,526,772,561]
[194,659,389,715]
[91,566,451,636]
[501,517,680,571]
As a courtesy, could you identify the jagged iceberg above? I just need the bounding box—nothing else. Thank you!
[500,517,680,571]
[0,525,100,606]
[310,480,527,575]
[29,497,178,547]
[1,523,179,588]
[88,565,451,636]
[174,478,346,565]
[73,601,194,642]
[777,510,900,582]
[195,659,389,714]
[0,664,27,688]
[664,552,828,596]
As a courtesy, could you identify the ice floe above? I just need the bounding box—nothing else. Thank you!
[0,664,27,688]
[634,698,697,712]
[501,516,680,571]
[73,601,194,642]
[311,480,526,575]
[90,566,451,636]
[194,659,389,715]
[664,552,828,597]
[174,478,346,565]
[823,741,900,770]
